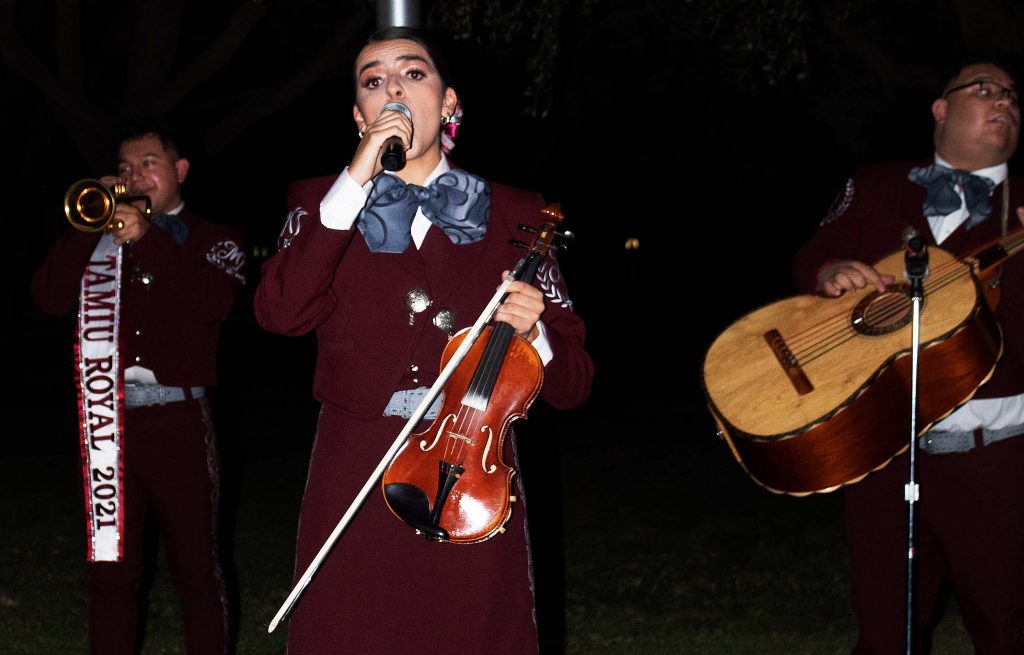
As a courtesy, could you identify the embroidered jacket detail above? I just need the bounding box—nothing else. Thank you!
[279,207,307,250]
[822,178,855,225]
[207,239,247,283]
[537,257,573,311]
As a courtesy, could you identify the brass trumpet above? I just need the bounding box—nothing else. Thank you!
[64,179,151,232]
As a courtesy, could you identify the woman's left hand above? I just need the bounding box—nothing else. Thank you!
[494,271,544,341]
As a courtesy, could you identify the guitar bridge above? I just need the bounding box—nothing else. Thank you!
[764,329,813,395]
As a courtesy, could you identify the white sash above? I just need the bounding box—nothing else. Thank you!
[76,234,125,562]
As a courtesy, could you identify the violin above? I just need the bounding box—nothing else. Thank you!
[381,203,569,543]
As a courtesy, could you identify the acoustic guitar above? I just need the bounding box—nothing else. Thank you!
[701,227,1023,496]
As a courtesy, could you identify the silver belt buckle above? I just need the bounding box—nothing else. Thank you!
[383,387,442,420]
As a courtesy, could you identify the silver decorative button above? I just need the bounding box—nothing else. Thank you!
[433,308,455,337]
[405,289,431,326]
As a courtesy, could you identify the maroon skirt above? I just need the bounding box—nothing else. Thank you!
[286,405,540,655]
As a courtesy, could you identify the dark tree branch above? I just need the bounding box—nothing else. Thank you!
[204,9,372,155]
[123,0,186,116]
[819,3,940,92]
[158,0,271,114]
[952,0,1023,56]
[55,0,83,92]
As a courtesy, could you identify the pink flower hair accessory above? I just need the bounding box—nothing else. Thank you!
[441,102,463,155]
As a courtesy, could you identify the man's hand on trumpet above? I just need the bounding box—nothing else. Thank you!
[99,175,151,246]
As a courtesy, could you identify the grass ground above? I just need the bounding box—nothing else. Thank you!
[2,393,974,654]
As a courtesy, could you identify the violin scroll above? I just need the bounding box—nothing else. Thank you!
[509,202,573,255]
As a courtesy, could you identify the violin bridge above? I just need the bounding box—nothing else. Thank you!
[446,431,475,446]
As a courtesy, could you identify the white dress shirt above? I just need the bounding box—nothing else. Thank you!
[924,155,1023,432]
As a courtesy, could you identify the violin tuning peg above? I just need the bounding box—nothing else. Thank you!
[509,239,528,249]
[557,229,575,245]
[517,224,539,234]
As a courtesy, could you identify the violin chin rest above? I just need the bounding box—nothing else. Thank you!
[383,482,449,541]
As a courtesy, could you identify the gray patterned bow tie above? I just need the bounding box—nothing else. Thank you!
[151,213,189,245]
[907,163,996,229]
[357,169,491,253]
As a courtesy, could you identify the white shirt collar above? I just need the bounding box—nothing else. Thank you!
[933,154,1007,186]
[927,154,1006,244]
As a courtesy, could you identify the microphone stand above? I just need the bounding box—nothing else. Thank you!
[902,235,928,655]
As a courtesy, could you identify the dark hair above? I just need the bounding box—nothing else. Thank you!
[112,116,185,159]
[939,51,1021,96]
[354,26,454,91]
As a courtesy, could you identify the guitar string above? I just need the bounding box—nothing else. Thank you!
[782,254,967,352]
[793,262,969,364]
[785,258,973,366]
[781,200,1021,361]
[789,185,1016,369]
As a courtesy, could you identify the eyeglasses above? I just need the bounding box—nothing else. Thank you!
[944,79,1019,106]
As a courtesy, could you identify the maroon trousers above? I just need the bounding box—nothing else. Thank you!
[844,435,1024,655]
[86,397,228,655]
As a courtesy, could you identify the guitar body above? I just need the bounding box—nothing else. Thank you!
[701,246,1003,496]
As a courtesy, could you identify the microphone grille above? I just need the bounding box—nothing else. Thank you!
[380,102,412,120]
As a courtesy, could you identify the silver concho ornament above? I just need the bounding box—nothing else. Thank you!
[405,288,432,325]
[130,261,155,288]
[432,308,456,337]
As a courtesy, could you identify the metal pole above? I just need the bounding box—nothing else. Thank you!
[377,0,421,28]
[902,234,929,655]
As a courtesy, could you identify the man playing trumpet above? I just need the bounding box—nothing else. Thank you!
[32,116,246,655]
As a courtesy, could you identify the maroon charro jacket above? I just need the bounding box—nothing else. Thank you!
[254,175,594,418]
[31,207,247,386]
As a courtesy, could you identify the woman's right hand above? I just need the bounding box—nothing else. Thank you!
[348,108,414,185]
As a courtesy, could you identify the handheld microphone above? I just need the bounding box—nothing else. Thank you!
[379,102,411,171]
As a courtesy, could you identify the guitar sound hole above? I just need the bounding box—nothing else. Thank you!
[851,283,919,336]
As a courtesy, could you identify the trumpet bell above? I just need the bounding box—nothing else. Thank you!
[63,179,149,232]
[65,179,117,232]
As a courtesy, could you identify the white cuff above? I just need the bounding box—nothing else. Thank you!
[532,321,553,366]
[320,168,370,231]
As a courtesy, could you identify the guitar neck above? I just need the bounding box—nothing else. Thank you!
[966,226,1024,275]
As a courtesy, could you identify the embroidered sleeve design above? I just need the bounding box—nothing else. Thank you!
[206,239,247,284]
[821,178,855,225]
[536,256,573,311]
[278,206,307,250]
